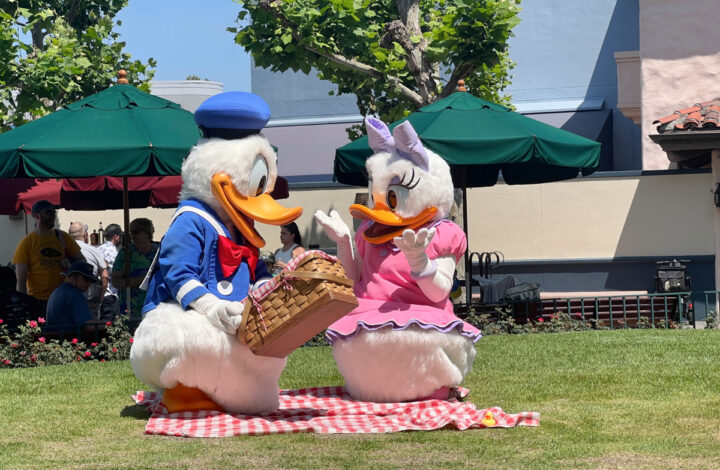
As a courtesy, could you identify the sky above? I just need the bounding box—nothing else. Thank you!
[116,1,252,92]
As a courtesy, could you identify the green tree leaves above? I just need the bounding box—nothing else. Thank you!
[0,1,155,132]
[233,0,520,136]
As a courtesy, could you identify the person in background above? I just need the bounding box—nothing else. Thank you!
[273,222,305,274]
[97,223,123,320]
[12,200,84,314]
[68,222,108,316]
[98,223,123,272]
[111,218,158,316]
[45,261,98,332]
[0,266,40,328]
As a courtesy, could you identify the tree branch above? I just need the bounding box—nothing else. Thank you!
[31,23,44,49]
[258,0,424,107]
[393,0,436,103]
[302,42,424,108]
[64,0,83,26]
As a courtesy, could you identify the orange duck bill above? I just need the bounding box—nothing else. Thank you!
[350,201,437,244]
[211,173,302,248]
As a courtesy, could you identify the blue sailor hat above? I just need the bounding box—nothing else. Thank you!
[194,91,271,139]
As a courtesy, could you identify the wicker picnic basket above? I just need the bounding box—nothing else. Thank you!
[238,251,358,358]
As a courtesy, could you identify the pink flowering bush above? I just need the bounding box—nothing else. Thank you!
[0,316,135,368]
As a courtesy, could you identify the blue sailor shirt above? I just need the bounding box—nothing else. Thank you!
[142,199,271,314]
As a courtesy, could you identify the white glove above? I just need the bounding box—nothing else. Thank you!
[190,293,246,335]
[393,228,436,275]
[314,210,351,243]
[314,209,359,281]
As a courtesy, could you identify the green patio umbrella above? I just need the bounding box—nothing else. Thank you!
[334,90,601,304]
[335,91,600,187]
[0,84,201,178]
[0,83,202,315]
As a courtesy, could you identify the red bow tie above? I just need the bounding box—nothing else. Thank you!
[217,235,259,280]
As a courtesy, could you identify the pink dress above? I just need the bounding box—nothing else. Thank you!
[326,219,482,343]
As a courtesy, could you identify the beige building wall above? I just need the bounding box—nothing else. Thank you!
[639,0,720,170]
[258,172,714,260]
[467,173,713,260]
[3,172,711,265]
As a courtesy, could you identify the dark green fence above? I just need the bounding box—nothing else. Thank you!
[458,291,701,329]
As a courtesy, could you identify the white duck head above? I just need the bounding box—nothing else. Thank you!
[350,117,454,244]
[179,92,302,248]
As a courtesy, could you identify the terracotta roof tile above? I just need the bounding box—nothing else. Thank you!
[684,111,703,128]
[655,114,681,125]
[654,98,720,133]
[703,109,719,127]
[677,105,702,115]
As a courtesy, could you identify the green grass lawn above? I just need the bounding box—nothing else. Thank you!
[3,329,720,469]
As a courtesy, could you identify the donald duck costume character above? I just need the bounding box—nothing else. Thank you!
[315,118,481,403]
[130,92,302,414]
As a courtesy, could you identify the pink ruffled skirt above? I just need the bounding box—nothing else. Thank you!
[326,297,482,344]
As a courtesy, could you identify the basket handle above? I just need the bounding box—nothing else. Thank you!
[237,300,253,344]
[277,269,354,287]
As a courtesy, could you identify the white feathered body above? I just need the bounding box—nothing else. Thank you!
[332,327,476,402]
[130,302,286,414]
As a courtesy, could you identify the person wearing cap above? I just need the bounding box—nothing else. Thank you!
[44,261,98,332]
[68,222,109,316]
[12,200,84,314]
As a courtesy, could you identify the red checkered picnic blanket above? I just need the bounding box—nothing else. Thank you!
[132,386,539,437]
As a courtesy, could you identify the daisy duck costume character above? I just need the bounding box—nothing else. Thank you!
[130,92,302,414]
[315,117,481,403]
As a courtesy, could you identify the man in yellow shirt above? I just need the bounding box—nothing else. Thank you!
[13,200,84,314]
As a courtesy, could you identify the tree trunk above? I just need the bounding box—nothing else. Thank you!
[31,24,44,50]
[395,0,436,105]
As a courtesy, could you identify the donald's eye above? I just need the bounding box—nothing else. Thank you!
[248,154,268,196]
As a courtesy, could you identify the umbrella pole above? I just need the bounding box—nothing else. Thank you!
[123,176,131,316]
[462,171,471,308]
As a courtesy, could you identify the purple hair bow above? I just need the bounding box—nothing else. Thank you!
[365,117,429,172]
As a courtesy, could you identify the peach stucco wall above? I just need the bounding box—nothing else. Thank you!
[640,0,720,170]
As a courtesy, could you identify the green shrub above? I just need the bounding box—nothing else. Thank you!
[706,310,719,329]
[0,315,133,368]
[464,306,603,335]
